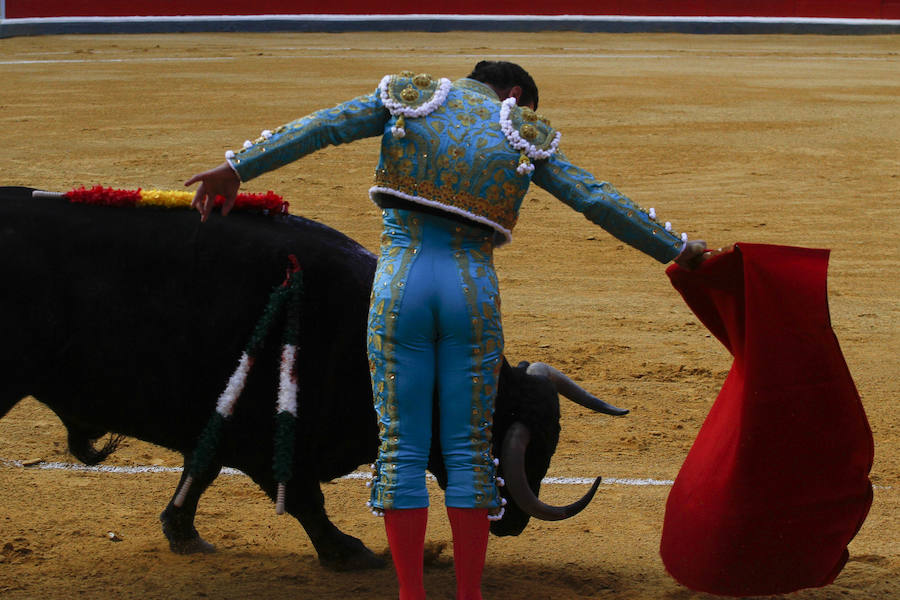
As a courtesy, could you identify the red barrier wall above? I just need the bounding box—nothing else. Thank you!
[6,1,899,19]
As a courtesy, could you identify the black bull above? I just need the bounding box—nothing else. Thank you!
[0,186,624,571]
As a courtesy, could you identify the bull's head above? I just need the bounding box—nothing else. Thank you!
[428,358,628,536]
[489,359,629,536]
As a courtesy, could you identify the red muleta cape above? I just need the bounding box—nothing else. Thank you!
[660,243,873,596]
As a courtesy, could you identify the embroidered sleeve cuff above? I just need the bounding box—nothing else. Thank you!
[224,157,243,183]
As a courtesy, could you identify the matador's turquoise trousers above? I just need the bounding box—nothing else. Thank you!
[367,208,503,511]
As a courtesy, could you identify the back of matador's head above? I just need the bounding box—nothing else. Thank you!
[468,60,539,110]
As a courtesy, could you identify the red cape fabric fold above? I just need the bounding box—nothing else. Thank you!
[660,243,873,596]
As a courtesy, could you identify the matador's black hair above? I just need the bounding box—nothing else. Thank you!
[467,60,539,110]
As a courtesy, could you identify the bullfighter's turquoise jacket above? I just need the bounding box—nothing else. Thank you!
[226,72,687,262]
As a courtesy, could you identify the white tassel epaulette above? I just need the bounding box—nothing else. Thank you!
[500,98,561,175]
[517,154,535,175]
[391,115,407,138]
[379,73,451,139]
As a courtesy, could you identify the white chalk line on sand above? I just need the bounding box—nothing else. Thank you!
[4,459,892,490]
[0,458,673,487]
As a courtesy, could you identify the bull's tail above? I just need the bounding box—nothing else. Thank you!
[67,428,125,466]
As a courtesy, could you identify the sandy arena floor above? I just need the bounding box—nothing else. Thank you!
[0,31,898,599]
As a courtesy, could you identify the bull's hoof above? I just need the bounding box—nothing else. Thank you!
[316,533,386,571]
[160,511,216,554]
[168,536,216,555]
[319,548,385,571]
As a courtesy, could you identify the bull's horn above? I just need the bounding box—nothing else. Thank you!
[501,421,602,521]
[526,362,628,416]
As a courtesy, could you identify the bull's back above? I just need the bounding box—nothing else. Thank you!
[1,187,378,474]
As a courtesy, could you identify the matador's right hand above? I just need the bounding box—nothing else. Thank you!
[185,162,241,222]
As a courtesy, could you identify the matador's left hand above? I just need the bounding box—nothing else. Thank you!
[674,243,736,270]
[674,240,708,270]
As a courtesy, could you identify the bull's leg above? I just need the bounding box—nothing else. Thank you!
[159,457,220,554]
[272,476,385,571]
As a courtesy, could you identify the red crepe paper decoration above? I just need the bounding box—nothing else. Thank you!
[65,185,141,207]
[660,243,873,597]
[64,185,289,214]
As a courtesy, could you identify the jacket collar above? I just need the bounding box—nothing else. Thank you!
[453,78,499,101]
